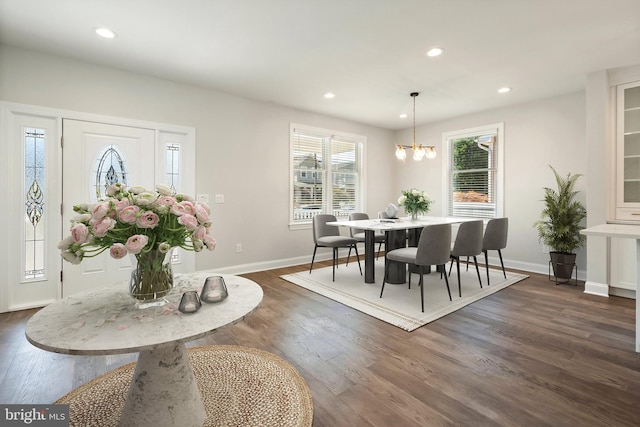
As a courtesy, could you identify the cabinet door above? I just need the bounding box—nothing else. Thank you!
[616,81,640,219]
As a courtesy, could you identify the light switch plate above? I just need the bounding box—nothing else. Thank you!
[214,194,224,204]
[196,194,209,204]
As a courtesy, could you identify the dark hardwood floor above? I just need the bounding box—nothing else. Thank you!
[1,260,639,426]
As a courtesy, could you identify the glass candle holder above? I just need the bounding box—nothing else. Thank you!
[201,276,228,303]
[179,291,202,313]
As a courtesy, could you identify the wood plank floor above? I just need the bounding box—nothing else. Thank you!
[1,261,639,426]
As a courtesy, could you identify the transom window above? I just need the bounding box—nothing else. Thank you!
[290,124,365,227]
[443,123,504,219]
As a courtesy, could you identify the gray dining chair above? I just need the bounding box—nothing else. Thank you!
[310,214,362,281]
[482,217,509,286]
[448,220,484,297]
[380,223,452,312]
[346,212,385,264]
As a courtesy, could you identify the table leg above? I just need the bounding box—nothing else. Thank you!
[385,230,408,284]
[120,342,206,427]
[364,230,376,283]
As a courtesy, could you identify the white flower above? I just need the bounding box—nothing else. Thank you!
[398,195,406,205]
[129,186,146,195]
[135,192,158,206]
[156,184,174,196]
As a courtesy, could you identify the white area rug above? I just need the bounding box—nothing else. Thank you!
[281,259,528,331]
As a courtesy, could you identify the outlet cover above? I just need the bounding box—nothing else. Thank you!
[215,194,224,204]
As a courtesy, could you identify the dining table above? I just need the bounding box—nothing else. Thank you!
[328,216,471,284]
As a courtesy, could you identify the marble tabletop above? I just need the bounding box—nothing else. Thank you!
[328,216,474,231]
[25,272,263,355]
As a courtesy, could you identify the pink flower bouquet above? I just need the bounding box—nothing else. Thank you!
[58,183,216,264]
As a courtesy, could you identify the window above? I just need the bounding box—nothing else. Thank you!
[290,124,365,227]
[24,127,46,280]
[443,123,504,219]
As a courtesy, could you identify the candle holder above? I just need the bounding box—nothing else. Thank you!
[201,276,228,303]
[178,291,202,313]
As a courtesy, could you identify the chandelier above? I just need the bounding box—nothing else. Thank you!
[395,92,436,161]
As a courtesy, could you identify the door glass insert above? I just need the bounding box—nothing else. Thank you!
[24,127,46,281]
[93,145,128,200]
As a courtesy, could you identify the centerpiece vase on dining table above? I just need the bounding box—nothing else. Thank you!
[411,212,418,221]
[129,248,174,306]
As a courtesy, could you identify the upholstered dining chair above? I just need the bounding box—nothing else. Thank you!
[380,223,452,312]
[482,217,509,286]
[310,214,362,281]
[448,220,484,297]
[346,212,385,263]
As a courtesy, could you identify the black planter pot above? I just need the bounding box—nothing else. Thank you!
[549,251,576,280]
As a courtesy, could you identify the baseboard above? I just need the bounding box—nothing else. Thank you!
[584,281,610,297]
[609,287,636,299]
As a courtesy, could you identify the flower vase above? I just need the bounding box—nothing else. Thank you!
[411,212,418,221]
[129,248,174,308]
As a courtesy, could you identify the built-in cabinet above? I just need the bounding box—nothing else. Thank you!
[611,80,640,296]
[615,80,640,220]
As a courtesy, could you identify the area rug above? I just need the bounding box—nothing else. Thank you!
[56,345,313,427]
[282,259,527,331]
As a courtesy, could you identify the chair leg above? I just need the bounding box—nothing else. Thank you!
[473,256,482,288]
[484,250,490,286]
[332,247,337,281]
[346,247,352,266]
[353,245,363,275]
[456,257,462,297]
[441,264,452,301]
[448,258,454,277]
[420,272,424,312]
[310,245,318,274]
[376,242,383,260]
[498,249,506,278]
[380,261,389,298]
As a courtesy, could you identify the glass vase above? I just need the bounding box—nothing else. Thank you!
[129,248,174,307]
[411,212,418,220]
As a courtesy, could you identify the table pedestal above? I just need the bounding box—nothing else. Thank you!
[121,343,205,427]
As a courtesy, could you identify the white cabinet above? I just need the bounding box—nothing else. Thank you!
[616,81,640,220]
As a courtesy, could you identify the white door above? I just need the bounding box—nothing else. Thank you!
[61,120,156,297]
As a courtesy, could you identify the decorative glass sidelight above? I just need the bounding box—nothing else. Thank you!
[93,144,128,200]
[166,142,181,263]
[24,128,46,280]
[166,142,180,193]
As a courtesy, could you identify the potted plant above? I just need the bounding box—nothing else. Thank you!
[533,166,587,281]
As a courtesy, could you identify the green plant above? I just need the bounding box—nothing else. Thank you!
[398,188,433,216]
[534,166,587,254]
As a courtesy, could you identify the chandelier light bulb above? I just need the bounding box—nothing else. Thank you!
[425,146,437,159]
[395,145,407,160]
[413,146,426,161]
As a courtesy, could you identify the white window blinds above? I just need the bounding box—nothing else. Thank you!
[445,123,504,219]
[291,125,364,225]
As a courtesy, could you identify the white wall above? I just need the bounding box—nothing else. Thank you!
[0,44,595,278]
[0,45,394,272]
[393,91,588,275]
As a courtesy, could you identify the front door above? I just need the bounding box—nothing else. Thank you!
[61,119,156,297]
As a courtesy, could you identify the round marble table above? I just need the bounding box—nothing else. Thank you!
[25,272,263,427]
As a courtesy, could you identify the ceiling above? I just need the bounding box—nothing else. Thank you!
[1,0,639,130]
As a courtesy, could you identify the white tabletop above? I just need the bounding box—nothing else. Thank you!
[25,272,263,355]
[328,216,473,231]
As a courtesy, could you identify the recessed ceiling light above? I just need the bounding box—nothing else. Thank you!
[95,27,117,39]
[399,113,408,119]
[498,87,512,94]
[426,47,444,57]
[324,92,335,99]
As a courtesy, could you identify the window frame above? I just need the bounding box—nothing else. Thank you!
[289,123,366,230]
[442,123,504,219]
